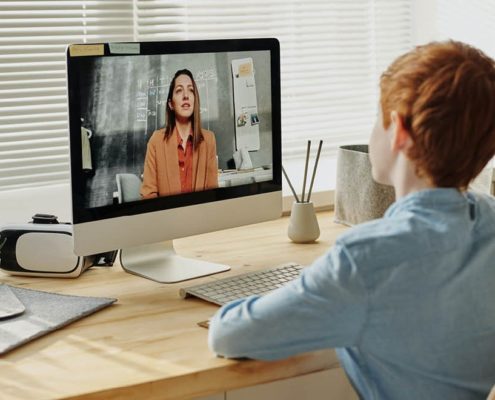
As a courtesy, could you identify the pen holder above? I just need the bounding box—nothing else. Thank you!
[288,201,320,243]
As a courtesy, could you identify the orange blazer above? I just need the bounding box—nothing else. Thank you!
[141,128,218,199]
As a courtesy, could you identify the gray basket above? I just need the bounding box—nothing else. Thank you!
[335,145,395,226]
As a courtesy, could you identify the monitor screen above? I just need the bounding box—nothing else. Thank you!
[67,39,281,282]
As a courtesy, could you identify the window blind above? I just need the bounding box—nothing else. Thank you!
[136,0,413,158]
[0,1,133,191]
[1,0,413,191]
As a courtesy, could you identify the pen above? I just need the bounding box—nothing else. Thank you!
[282,165,300,203]
[307,140,323,203]
[301,140,311,202]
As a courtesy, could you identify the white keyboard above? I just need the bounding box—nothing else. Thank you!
[180,262,303,306]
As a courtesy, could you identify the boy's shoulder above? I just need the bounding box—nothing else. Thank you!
[336,191,495,269]
[338,207,424,240]
[469,190,495,209]
[335,211,443,268]
[467,191,495,229]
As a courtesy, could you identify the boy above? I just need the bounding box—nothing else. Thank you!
[208,41,495,399]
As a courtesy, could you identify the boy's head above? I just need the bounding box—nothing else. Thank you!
[371,40,495,190]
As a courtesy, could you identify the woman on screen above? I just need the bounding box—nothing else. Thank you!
[141,69,218,199]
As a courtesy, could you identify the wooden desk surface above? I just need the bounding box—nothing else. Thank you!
[0,211,348,400]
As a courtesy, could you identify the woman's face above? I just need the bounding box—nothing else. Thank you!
[169,74,195,121]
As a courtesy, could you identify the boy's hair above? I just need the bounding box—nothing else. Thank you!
[380,40,495,189]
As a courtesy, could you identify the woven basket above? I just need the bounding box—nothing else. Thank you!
[335,145,395,226]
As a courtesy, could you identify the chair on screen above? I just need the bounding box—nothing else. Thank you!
[115,173,142,204]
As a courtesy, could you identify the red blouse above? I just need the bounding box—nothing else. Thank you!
[177,130,193,193]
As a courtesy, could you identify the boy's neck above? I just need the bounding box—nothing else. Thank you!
[393,179,434,199]
[391,153,435,199]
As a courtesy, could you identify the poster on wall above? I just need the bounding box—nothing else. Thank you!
[232,58,260,151]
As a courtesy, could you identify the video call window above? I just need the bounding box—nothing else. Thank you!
[76,50,273,209]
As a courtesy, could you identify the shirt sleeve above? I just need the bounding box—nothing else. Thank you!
[208,242,368,360]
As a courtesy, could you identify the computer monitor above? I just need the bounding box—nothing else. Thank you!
[66,38,281,283]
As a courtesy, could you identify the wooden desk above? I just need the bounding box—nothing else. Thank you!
[0,212,350,400]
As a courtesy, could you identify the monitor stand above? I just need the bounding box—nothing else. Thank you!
[120,240,230,283]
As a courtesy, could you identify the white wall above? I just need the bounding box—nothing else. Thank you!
[412,0,438,45]
[0,183,71,226]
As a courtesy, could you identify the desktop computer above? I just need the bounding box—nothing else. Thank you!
[67,38,282,283]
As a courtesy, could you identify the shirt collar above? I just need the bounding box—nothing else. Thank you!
[385,188,468,218]
[175,127,193,145]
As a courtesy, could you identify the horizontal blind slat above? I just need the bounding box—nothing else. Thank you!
[0,87,66,98]
[0,154,69,169]
[0,121,67,134]
[0,1,132,9]
[1,146,69,159]
[0,128,68,142]
[0,162,68,177]
[0,173,70,192]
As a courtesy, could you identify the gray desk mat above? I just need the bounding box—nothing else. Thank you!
[0,284,116,355]
[0,284,25,319]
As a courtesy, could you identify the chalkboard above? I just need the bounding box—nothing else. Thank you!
[78,50,272,208]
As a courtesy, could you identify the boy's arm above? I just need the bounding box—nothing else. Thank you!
[208,242,369,360]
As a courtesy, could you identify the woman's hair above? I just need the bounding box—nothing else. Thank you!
[380,40,495,189]
[164,68,203,149]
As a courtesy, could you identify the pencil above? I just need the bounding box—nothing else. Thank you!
[307,140,323,203]
[301,140,311,203]
[282,165,300,203]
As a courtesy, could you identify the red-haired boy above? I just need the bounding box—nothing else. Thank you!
[210,41,495,400]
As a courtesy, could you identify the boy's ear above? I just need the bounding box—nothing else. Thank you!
[390,111,412,152]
